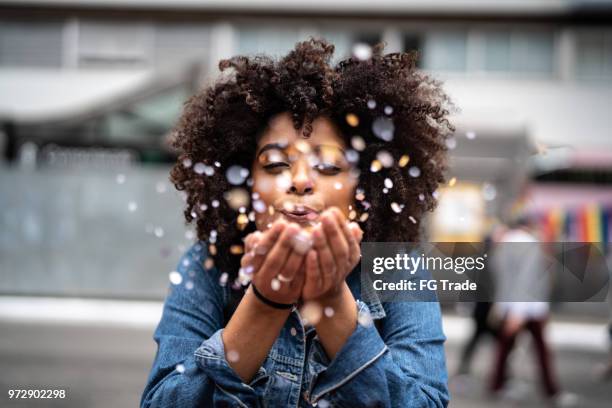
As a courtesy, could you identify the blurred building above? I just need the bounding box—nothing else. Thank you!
[0,0,611,297]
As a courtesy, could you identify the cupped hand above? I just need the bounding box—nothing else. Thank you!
[301,207,363,303]
[240,219,308,306]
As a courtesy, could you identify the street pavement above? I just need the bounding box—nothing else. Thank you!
[0,302,610,407]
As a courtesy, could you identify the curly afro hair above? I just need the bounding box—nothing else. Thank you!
[170,38,455,284]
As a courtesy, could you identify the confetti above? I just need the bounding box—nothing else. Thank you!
[219,272,228,286]
[370,160,382,173]
[384,178,393,189]
[399,155,410,167]
[292,231,313,255]
[367,99,377,109]
[182,158,192,168]
[345,149,359,163]
[466,130,476,140]
[376,150,394,167]
[345,113,360,127]
[300,301,322,325]
[271,278,281,291]
[224,188,250,210]
[227,350,240,363]
[116,174,126,184]
[408,166,421,178]
[127,201,137,212]
[372,117,395,142]
[154,227,165,238]
[482,183,497,201]
[175,363,186,373]
[155,181,167,193]
[230,244,244,255]
[351,136,366,151]
[169,271,182,285]
[391,202,402,214]
[384,105,394,115]
[193,162,206,174]
[226,165,249,185]
[352,43,372,60]
[448,177,457,187]
[357,309,373,327]
[324,307,335,317]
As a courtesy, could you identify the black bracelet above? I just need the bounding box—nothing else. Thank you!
[251,283,294,310]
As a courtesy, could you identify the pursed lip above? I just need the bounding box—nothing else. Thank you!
[278,204,321,223]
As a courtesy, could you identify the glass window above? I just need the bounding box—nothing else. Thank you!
[422,32,467,72]
[403,33,424,68]
[154,23,210,70]
[484,31,512,72]
[0,20,63,67]
[481,29,554,75]
[78,21,152,68]
[237,27,301,58]
[102,86,189,146]
[512,31,554,74]
[575,31,612,80]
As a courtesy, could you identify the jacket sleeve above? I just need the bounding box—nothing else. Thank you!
[305,299,449,408]
[140,245,270,408]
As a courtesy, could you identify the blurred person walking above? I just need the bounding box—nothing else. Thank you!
[456,222,505,376]
[489,216,565,405]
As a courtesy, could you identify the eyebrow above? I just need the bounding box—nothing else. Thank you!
[256,143,287,158]
[256,142,347,158]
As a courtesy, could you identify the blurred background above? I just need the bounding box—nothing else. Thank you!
[0,0,611,407]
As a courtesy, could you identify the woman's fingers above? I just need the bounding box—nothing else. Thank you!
[258,223,301,284]
[244,230,262,253]
[302,249,321,300]
[331,208,361,269]
[241,220,286,273]
[312,220,337,293]
[321,209,349,284]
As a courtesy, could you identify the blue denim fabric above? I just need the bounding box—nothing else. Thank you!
[141,242,449,407]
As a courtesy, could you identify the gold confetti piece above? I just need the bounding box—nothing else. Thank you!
[204,257,215,270]
[399,155,410,167]
[208,244,217,256]
[237,213,249,230]
[370,160,382,172]
[230,244,244,255]
[349,210,357,220]
[345,113,359,127]
[448,177,457,187]
[359,212,369,222]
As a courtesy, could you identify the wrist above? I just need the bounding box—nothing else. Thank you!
[317,282,356,322]
[246,285,293,320]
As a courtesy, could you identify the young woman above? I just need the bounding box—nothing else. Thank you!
[141,38,454,407]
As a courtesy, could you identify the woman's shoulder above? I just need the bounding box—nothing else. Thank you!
[172,240,229,300]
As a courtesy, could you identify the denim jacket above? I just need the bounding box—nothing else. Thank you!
[141,242,449,407]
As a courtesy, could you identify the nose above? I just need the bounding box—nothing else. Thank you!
[287,159,314,195]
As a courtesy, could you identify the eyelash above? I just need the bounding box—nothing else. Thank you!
[263,162,342,175]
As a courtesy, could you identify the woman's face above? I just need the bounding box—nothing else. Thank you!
[252,112,357,231]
